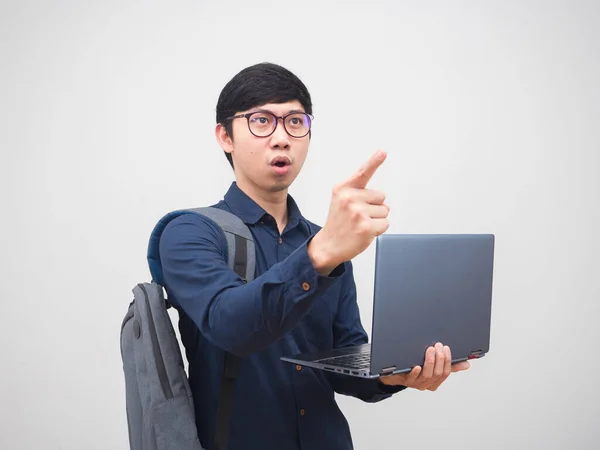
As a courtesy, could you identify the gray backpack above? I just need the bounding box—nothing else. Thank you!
[120,207,255,450]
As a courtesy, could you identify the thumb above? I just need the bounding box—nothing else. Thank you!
[451,361,471,372]
[342,150,387,189]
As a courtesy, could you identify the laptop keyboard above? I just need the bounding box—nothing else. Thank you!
[318,351,371,370]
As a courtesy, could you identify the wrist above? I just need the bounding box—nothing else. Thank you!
[377,379,407,393]
[308,232,338,276]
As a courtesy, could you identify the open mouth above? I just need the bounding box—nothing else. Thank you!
[271,157,291,168]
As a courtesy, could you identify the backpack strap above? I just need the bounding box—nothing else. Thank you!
[187,208,250,450]
[147,207,255,287]
[146,206,255,450]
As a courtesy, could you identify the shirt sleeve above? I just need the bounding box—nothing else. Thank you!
[158,213,345,356]
[325,261,406,402]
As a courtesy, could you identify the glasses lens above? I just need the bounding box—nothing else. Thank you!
[284,113,311,137]
[248,112,276,137]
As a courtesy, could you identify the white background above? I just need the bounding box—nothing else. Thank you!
[1,1,599,449]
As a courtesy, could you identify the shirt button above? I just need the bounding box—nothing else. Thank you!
[278,237,283,244]
[296,365,302,371]
[302,282,310,291]
[300,409,306,416]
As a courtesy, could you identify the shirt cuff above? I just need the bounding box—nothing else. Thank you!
[281,237,346,296]
[377,380,407,394]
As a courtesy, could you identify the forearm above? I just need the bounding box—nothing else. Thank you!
[160,214,344,356]
[200,245,339,355]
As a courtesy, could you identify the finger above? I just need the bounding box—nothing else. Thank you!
[428,346,452,392]
[380,366,418,386]
[432,342,445,379]
[405,366,421,385]
[428,377,446,392]
[397,366,421,388]
[363,204,389,219]
[356,188,386,205]
[371,218,390,236]
[343,150,387,189]
[443,345,452,378]
[421,346,436,380]
[451,361,471,372]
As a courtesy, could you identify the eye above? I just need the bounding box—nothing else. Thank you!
[286,114,307,128]
[248,113,273,126]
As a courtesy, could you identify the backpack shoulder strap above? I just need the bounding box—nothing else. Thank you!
[184,208,252,450]
[146,206,253,450]
[187,207,255,283]
[147,206,256,286]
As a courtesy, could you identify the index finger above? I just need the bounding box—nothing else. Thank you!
[343,150,387,189]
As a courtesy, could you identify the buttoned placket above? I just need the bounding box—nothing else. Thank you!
[260,215,288,262]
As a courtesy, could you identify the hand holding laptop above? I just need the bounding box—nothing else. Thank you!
[309,150,389,275]
[379,342,471,391]
[292,153,492,389]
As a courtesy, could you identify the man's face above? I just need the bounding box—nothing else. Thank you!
[218,100,310,195]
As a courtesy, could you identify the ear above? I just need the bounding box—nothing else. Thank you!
[215,123,233,154]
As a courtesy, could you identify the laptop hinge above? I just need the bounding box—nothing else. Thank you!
[467,349,484,359]
[380,366,396,375]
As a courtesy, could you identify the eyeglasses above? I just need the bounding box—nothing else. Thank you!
[226,110,313,138]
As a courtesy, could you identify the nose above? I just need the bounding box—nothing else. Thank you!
[269,118,290,150]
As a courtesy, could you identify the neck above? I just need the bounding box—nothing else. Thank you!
[235,178,288,233]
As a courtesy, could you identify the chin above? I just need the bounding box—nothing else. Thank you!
[267,180,293,193]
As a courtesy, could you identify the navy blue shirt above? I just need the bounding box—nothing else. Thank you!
[159,182,403,450]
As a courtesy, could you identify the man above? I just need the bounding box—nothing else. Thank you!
[159,62,470,449]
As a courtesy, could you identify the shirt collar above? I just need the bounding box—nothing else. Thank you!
[223,182,309,234]
[286,194,305,232]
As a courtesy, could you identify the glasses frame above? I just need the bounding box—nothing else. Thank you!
[226,110,314,138]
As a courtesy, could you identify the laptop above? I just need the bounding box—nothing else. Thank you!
[281,234,495,379]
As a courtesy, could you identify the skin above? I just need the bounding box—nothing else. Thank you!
[215,100,309,234]
[216,101,470,391]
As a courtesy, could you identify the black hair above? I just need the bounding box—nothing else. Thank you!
[216,62,313,169]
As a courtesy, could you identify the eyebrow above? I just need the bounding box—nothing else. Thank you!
[249,108,306,115]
